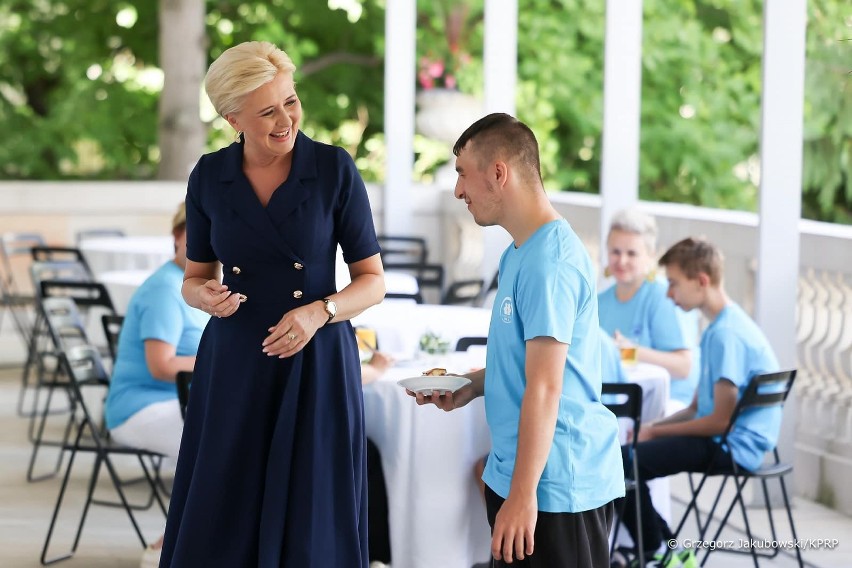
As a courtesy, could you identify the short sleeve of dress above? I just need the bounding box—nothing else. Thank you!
[332,149,380,264]
[185,158,217,263]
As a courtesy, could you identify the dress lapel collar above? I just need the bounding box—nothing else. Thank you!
[219,141,304,261]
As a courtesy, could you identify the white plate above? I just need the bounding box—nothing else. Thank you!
[397,375,471,395]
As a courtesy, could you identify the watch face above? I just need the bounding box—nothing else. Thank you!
[325,299,337,318]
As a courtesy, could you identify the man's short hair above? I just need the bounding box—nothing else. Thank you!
[452,113,542,185]
[658,237,724,286]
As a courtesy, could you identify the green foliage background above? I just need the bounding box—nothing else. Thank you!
[0,0,849,223]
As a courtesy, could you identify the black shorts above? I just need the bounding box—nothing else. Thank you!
[484,485,614,568]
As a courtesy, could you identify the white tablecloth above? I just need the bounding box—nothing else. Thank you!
[80,236,173,277]
[355,303,492,568]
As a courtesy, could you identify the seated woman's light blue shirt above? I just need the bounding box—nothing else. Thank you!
[598,279,700,404]
[483,220,624,513]
[105,262,209,429]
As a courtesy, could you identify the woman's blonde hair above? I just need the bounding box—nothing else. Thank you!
[172,202,187,233]
[204,41,297,118]
[608,208,658,254]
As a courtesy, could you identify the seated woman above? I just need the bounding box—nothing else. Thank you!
[105,202,208,455]
[104,203,208,568]
[598,208,699,408]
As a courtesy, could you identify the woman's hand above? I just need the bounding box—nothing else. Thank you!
[197,279,242,318]
[262,302,325,358]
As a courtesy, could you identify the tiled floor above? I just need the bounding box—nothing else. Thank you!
[1,363,849,567]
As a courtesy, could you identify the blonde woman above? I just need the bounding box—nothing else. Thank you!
[598,208,699,406]
[160,41,385,567]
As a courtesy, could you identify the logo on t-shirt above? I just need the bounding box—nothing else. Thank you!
[500,297,513,323]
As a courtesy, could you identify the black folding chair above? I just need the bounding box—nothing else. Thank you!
[176,370,193,420]
[18,261,93,418]
[442,279,485,306]
[26,298,89,482]
[377,235,428,267]
[41,344,168,565]
[1,233,47,413]
[666,370,803,567]
[602,382,645,568]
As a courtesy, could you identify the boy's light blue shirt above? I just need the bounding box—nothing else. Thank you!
[105,262,209,429]
[598,279,700,404]
[482,220,624,513]
[696,303,780,471]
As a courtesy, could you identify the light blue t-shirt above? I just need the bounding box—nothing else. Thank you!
[599,327,627,384]
[598,279,700,404]
[483,219,624,513]
[105,262,209,429]
[696,303,780,471]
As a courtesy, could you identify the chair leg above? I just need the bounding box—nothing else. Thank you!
[778,476,805,567]
[41,442,82,565]
[100,455,152,548]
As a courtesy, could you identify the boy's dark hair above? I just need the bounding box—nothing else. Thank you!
[658,237,724,286]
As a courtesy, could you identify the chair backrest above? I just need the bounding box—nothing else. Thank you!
[602,382,643,448]
[30,260,92,288]
[42,297,89,352]
[101,314,125,361]
[384,292,424,304]
[456,336,488,352]
[722,369,797,443]
[442,279,485,306]
[62,344,111,438]
[377,235,428,266]
[75,228,126,245]
[39,280,115,312]
[176,371,193,420]
[1,231,46,292]
[31,246,93,278]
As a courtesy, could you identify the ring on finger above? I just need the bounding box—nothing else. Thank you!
[287,333,297,341]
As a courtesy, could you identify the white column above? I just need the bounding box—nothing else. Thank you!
[484,0,518,116]
[756,1,806,367]
[481,0,519,285]
[599,0,643,269]
[756,0,807,499]
[382,0,417,234]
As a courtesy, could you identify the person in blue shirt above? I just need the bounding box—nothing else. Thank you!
[412,113,623,567]
[598,208,700,407]
[616,237,781,565]
[104,203,208,568]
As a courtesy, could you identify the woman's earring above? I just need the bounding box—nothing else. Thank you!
[604,265,612,278]
[235,131,243,142]
[646,268,657,282]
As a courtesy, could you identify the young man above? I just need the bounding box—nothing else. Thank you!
[413,113,624,567]
[617,237,781,564]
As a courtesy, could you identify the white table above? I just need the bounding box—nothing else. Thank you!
[79,236,173,277]
[355,303,492,568]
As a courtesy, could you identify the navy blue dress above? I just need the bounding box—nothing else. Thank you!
[160,132,380,567]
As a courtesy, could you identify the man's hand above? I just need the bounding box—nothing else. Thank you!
[491,492,537,563]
